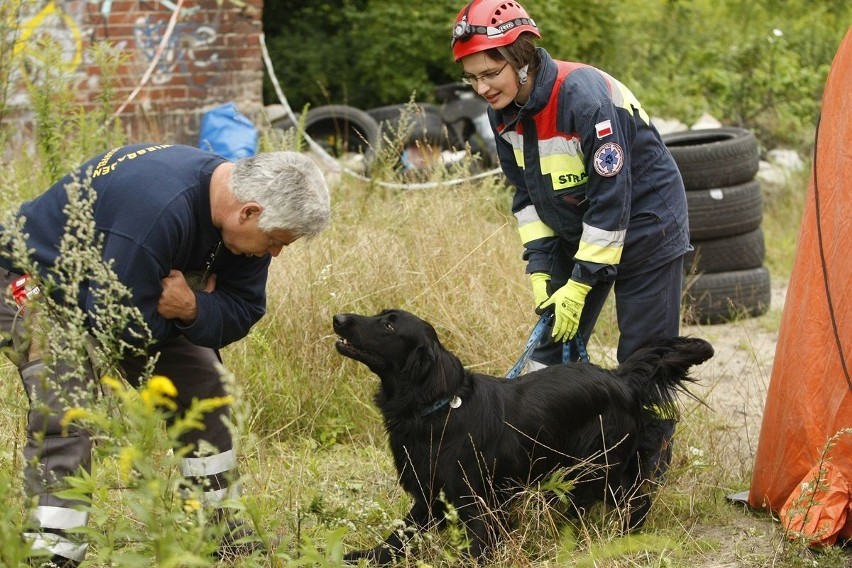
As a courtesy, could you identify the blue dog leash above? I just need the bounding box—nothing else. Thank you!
[505,311,589,379]
[423,313,590,416]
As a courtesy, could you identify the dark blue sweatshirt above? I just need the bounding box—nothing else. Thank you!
[1,143,269,349]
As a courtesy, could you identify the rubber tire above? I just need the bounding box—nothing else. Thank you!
[367,103,446,147]
[302,104,379,158]
[270,104,380,165]
[663,127,760,191]
[367,103,442,124]
[687,180,763,241]
[684,227,765,274]
[683,266,771,325]
[442,97,488,124]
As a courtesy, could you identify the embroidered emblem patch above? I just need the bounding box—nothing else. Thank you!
[595,119,613,139]
[593,142,624,177]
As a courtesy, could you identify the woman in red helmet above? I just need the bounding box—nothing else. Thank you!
[452,0,691,473]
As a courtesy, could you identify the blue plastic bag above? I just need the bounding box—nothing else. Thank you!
[199,103,258,160]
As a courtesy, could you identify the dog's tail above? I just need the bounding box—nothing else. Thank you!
[616,336,713,417]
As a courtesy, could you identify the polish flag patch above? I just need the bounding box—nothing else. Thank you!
[595,120,613,139]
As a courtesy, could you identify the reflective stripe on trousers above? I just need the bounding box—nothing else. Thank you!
[24,531,88,563]
[181,448,242,506]
[121,336,241,510]
[25,506,90,561]
[19,354,96,561]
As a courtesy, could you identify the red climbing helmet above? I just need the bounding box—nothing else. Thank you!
[451,0,540,62]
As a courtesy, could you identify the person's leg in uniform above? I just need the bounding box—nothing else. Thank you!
[120,337,238,510]
[614,255,685,480]
[0,270,95,567]
[614,257,684,364]
[120,337,262,557]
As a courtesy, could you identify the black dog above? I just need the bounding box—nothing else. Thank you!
[333,309,712,564]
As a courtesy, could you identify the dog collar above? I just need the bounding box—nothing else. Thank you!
[421,395,462,417]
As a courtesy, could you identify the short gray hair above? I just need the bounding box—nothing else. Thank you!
[229,151,331,238]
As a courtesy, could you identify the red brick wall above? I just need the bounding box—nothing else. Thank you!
[10,0,264,145]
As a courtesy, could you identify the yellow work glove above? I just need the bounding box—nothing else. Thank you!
[539,279,592,342]
[529,272,551,308]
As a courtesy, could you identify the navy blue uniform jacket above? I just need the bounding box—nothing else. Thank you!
[491,48,689,284]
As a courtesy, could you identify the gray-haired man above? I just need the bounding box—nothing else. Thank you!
[0,144,331,566]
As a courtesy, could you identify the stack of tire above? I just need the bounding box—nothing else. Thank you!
[663,127,771,324]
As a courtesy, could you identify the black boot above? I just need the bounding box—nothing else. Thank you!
[215,518,272,560]
[28,554,80,568]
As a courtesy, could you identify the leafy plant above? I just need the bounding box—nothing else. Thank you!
[0,3,843,565]
[262,0,850,154]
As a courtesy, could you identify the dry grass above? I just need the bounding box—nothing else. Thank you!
[216,166,847,567]
[1,156,849,566]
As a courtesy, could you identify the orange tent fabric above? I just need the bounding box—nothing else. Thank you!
[748,26,852,546]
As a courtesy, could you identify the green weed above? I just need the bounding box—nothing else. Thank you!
[0,13,843,567]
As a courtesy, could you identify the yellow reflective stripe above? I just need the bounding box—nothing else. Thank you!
[603,71,650,124]
[519,220,557,244]
[576,240,623,265]
[538,136,587,189]
[540,153,587,189]
[576,223,625,265]
[515,205,556,244]
[502,131,525,168]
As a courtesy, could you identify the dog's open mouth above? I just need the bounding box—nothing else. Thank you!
[335,336,384,367]
[334,336,361,357]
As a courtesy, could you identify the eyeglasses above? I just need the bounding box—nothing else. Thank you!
[460,62,510,86]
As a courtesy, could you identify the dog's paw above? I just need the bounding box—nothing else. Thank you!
[343,545,396,566]
[342,551,364,565]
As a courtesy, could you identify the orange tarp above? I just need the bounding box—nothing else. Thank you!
[748,26,852,546]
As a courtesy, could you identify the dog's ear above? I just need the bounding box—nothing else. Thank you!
[403,343,439,386]
[403,341,465,400]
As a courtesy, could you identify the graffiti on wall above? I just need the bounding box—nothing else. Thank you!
[132,16,221,86]
[7,0,86,106]
[7,0,221,107]
[13,1,83,70]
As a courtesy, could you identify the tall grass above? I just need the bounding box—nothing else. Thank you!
[1,34,845,568]
[0,149,839,566]
[762,169,809,281]
[230,167,828,566]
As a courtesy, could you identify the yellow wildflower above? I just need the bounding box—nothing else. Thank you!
[60,407,90,429]
[148,375,178,397]
[141,375,179,411]
[167,396,234,438]
[117,446,142,482]
[182,498,202,514]
[101,376,126,394]
[193,396,234,413]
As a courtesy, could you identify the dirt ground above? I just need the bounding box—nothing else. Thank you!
[680,282,789,567]
[684,283,788,470]
[675,283,852,567]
